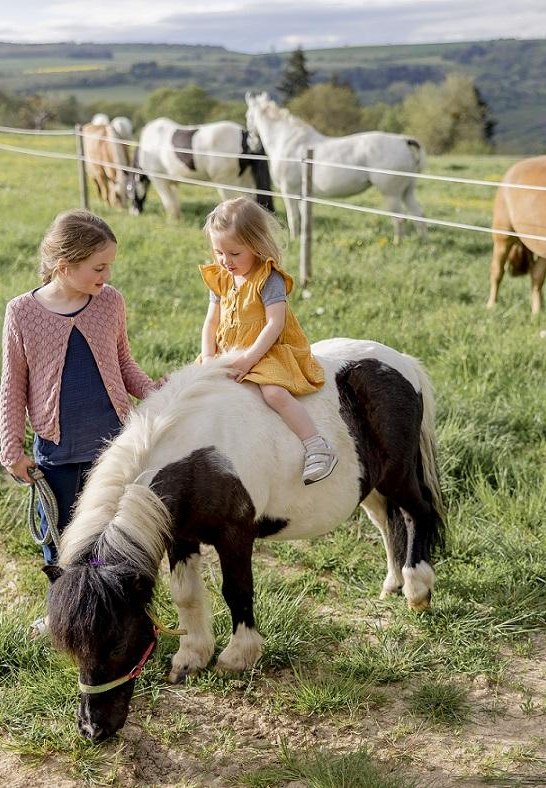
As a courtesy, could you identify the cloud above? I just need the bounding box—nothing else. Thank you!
[1,0,545,51]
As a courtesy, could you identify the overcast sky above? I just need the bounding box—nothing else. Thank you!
[1,0,544,53]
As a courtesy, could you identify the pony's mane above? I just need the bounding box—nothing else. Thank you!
[59,354,239,570]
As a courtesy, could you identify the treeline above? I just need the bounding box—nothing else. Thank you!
[0,47,496,155]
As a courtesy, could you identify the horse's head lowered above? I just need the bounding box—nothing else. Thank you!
[44,562,157,742]
[126,146,150,215]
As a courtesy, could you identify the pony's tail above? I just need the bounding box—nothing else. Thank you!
[240,130,274,212]
[412,358,445,526]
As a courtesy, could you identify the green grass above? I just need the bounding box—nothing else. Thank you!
[0,140,545,784]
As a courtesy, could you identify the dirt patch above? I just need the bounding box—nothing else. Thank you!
[1,638,545,787]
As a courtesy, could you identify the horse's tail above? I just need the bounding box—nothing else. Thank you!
[411,357,446,532]
[406,138,426,173]
[507,241,532,277]
[240,130,275,212]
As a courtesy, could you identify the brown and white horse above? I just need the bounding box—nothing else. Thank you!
[487,156,546,315]
[44,338,445,742]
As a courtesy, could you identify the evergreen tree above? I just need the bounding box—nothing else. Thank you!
[277,47,312,103]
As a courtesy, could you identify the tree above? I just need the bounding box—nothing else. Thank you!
[360,102,404,133]
[139,84,217,126]
[289,83,362,135]
[402,74,496,154]
[277,47,312,103]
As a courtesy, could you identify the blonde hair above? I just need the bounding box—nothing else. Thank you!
[203,198,283,263]
[39,209,117,284]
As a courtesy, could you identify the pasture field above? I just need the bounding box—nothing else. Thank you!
[0,139,545,787]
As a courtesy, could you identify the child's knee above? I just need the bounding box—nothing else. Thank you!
[261,384,290,410]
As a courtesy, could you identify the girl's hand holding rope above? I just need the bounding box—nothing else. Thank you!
[5,455,35,484]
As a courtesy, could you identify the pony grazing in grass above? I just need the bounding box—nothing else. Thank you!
[45,338,445,742]
[126,116,273,217]
[245,92,427,242]
[487,155,546,315]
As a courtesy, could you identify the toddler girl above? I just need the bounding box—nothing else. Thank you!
[200,197,337,485]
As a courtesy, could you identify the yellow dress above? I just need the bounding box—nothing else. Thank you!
[199,259,324,396]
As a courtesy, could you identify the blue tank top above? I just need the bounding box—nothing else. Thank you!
[34,302,122,466]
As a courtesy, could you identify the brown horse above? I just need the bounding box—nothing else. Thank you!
[487,156,546,315]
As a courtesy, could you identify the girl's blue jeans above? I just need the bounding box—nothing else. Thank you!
[36,461,93,565]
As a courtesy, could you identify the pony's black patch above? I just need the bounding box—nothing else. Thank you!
[151,446,257,564]
[336,358,422,501]
[256,515,289,538]
[172,129,197,170]
[336,358,443,568]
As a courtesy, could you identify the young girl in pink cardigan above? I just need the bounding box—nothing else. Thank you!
[0,209,162,573]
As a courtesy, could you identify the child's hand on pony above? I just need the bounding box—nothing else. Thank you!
[229,352,255,383]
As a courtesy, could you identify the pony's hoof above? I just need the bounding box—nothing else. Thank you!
[407,590,432,611]
[402,562,435,611]
[216,625,263,673]
[168,641,214,682]
[167,666,189,684]
[379,574,404,599]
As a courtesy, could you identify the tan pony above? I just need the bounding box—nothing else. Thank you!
[488,156,546,315]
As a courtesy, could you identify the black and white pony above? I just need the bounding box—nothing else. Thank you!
[45,338,444,742]
[245,92,427,241]
[126,116,273,217]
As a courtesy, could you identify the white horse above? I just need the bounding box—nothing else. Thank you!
[127,116,273,217]
[245,92,427,242]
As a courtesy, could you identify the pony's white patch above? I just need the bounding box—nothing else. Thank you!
[362,490,404,597]
[402,561,436,610]
[168,555,215,681]
[216,623,264,673]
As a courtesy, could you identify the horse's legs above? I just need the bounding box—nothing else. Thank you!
[487,234,513,309]
[215,532,263,673]
[151,176,181,219]
[530,256,546,314]
[168,552,215,682]
[361,489,404,598]
[284,196,301,240]
[387,481,439,611]
[384,194,405,243]
[403,183,427,238]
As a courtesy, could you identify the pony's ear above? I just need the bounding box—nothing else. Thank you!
[245,91,254,105]
[43,565,64,584]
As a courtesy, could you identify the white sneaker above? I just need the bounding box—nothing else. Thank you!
[302,437,338,485]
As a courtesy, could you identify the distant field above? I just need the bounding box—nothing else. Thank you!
[1,38,545,152]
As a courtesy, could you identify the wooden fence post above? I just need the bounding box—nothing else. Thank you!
[75,124,89,210]
[299,148,313,287]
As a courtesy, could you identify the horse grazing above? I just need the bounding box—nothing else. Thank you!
[126,116,273,217]
[245,92,426,242]
[45,338,444,742]
[487,156,546,315]
[82,119,133,208]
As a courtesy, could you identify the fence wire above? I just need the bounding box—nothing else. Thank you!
[1,124,545,243]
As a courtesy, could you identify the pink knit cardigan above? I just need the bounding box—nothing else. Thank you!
[0,285,157,467]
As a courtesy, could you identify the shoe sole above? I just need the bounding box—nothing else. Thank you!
[303,457,339,486]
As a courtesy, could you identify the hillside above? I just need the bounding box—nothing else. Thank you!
[0,38,545,153]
